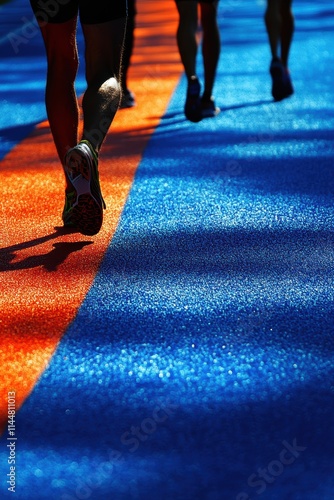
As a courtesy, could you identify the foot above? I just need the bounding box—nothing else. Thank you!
[119,89,136,109]
[64,140,106,236]
[184,76,202,123]
[270,58,294,101]
[201,96,220,119]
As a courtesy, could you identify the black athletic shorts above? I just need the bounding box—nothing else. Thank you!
[30,0,128,25]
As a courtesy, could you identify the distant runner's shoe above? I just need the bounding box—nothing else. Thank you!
[64,140,106,236]
[201,96,220,118]
[184,76,202,122]
[270,57,294,101]
[119,89,136,109]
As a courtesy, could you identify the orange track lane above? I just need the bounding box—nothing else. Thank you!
[0,0,182,432]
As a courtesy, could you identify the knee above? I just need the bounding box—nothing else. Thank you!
[200,8,218,33]
[46,45,78,81]
[280,1,293,21]
[176,3,198,33]
[265,9,280,29]
[265,0,280,21]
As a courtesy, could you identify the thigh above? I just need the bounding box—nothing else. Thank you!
[127,0,137,18]
[30,0,78,25]
[200,0,219,19]
[29,5,78,72]
[280,0,293,12]
[79,0,128,24]
[266,0,281,9]
[82,18,127,83]
[175,0,218,5]
[175,0,198,4]
[175,0,198,21]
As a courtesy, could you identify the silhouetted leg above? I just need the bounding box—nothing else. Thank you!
[121,0,136,93]
[280,0,294,67]
[264,0,281,61]
[81,17,127,152]
[176,1,199,80]
[38,17,80,182]
[200,1,220,99]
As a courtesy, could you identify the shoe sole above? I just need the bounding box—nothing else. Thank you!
[65,146,103,236]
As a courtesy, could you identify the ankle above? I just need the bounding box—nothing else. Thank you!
[188,75,199,84]
[80,139,99,157]
[202,91,212,102]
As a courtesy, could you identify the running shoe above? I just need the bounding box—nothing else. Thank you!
[62,190,77,228]
[119,89,136,109]
[64,140,106,236]
[201,96,220,119]
[184,76,202,122]
[270,57,294,101]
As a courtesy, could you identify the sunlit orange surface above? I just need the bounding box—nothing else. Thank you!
[0,0,182,432]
